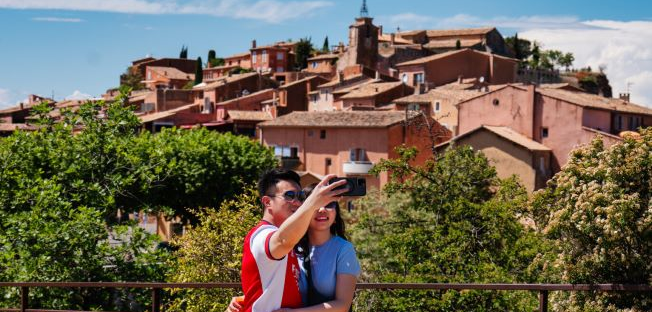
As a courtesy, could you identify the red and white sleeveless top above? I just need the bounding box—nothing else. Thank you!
[241,221,302,312]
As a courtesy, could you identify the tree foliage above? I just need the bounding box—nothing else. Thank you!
[166,187,261,312]
[322,36,330,53]
[194,57,203,85]
[120,66,146,91]
[179,45,188,59]
[347,145,546,311]
[0,90,277,309]
[294,37,313,70]
[531,130,652,311]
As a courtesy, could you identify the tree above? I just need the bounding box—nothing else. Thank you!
[179,45,188,59]
[119,66,146,91]
[505,33,532,61]
[207,50,225,68]
[294,37,313,70]
[455,39,461,50]
[194,56,203,85]
[322,36,330,53]
[557,52,575,71]
[166,188,261,312]
[529,42,541,69]
[530,131,652,311]
[347,145,545,311]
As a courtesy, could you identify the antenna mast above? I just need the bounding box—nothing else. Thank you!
[360,0,369,17]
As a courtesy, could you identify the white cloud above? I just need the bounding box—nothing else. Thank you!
[65,90,93,100]
[32,17,84,22]
[520,20,652,106]
[0,0,333,23]
[0,88,10,107]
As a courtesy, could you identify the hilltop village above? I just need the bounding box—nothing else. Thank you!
[1,7,650,195]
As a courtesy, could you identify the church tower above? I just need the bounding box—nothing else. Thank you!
[338,0,378,71]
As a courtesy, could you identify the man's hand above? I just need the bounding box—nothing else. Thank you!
[225,295,244,312]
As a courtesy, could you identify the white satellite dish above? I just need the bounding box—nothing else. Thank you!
[479,76,485,83]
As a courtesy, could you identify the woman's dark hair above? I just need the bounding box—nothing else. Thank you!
[295,183,347,258]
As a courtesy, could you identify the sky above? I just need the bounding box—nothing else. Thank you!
[1,0,651,108]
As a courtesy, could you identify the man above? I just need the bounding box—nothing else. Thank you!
[239,169,347,312]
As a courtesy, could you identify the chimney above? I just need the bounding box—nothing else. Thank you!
[337,42,345,53]
[20,103,24,110]
[457,75,463,84]
[375,70,380,80]
[390,33,395,45]
[252,39,257,49]
[619,93,630,103]
[378,25,383,36]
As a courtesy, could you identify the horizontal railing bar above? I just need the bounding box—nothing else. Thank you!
[0,310,132,312]
[0,282,651,291]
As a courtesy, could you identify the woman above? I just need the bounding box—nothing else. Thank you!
[228,183,360,312]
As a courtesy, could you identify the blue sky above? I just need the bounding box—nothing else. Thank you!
[1,0,652,108]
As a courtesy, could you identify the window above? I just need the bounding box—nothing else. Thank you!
[308,130,314,137]
[614,115,623,131]
[320,129,326,139]
[312,62,318,69]
[492,99,500,106]
[310,94,318,103]
[252,52,257,64]
[349,148,367,161]
[262,50,268,62]
[147,71,152,80]
[273,145,298,158]
[434,101,440,113]
[414,73,424,84]
[542,127,549,138]
[401,73,408,83]
[325,158,332,166]
[277,52,284,60]
[276,66,284,73]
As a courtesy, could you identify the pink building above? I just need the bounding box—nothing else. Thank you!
[395,48,518,88]
[259,111,450,189]
[250,41,294,74]
[452,84,652,186]
[142,66,194,90]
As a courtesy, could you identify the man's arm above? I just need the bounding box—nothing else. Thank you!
[272,274,357,312]
[268,174,347,259]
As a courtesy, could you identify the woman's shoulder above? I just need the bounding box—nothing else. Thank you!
[330,236,356,252]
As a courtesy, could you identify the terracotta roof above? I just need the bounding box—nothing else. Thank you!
[378,34,413,44]
[318,74,367,88]
[395,88,481,104]
[279,76,323,89]
[138,103,198,123]
[195,72,259,91]
[216,89,274,106]
[426,27,495,38]
[259,111,420,128]
[339,82,405,99]
[147,66,194,80]
[437,125,551,151]
[205,64,238,71]
[396,48,517,67]
[224,52,250,59]
[398,30,426,37]
[538,88,652,116]
[0,104,32,114]
[307,53,340,61]
[0,123,36,132]
[424,38,484,49]
[227,110,272,121]
[331,79,377,95]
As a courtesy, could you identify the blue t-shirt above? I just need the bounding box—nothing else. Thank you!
[297,236,361,304]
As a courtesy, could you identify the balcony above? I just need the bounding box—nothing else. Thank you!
[342,161,374,175]
[279,156,301,170]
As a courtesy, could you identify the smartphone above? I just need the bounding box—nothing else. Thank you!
[328,177,366,196]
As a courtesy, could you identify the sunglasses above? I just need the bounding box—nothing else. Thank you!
[269,190,307,202]
[325,202,337,210]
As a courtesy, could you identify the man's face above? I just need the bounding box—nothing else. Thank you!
[263,180,302,227]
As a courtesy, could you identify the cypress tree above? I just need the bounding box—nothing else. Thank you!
[194,57,203,85]
[322,36,330,53]
[455,39,461,50]
[513,33,521,60]
[179,45,188,59]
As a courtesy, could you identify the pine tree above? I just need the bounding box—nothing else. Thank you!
[194,57,203,85]
[322,36,330,53]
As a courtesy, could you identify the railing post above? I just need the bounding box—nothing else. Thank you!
[152,288,161,312]
[20,286,28,312]
[538,290,548,312]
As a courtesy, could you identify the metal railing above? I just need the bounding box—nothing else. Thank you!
[1,282,651,312]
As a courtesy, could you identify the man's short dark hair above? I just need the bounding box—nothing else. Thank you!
[257,169,301,199]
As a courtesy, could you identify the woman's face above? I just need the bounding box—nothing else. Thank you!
[309,202,337,232]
